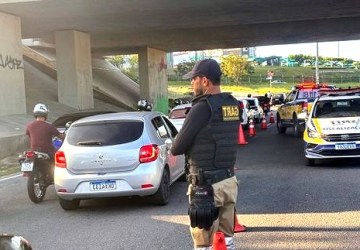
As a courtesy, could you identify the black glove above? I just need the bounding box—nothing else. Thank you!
[188,185,219,230]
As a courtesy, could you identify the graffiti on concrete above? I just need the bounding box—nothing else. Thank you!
[0,54,24,70]
[158,57,167,72]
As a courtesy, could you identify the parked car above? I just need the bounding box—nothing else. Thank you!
[270,93,286,106]
[237,99,251,129]
[54,111,185,210]
[271,79,287,84]
[277,82,336,137]
[303,87,360,166]
[240,97,264,123]
[168,100,249,130]
[253,95,271,115]
[168,103,192,131]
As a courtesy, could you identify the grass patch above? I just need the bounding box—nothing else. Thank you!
[168,80,360,99]
[0,164,20,177]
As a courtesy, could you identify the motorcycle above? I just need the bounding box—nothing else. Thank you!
[19,122,69,203]
[262,102,270,116]
[19,150,54,203]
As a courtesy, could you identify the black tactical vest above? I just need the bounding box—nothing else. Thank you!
[187,93,240,182]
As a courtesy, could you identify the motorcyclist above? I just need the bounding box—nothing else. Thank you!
[137,99,153,111]
[261,93,270,114]
[264,93,271,104]
[25,104,65,160]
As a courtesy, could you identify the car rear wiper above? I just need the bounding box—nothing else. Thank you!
[77,141,103,146]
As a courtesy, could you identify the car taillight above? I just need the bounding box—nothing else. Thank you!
[139,144,159,163]
[26,151,34,158]
[238,102,244,109]
[302,101,308,112]
[55,151,67,168]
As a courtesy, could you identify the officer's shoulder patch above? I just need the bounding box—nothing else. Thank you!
[221,105,240,121]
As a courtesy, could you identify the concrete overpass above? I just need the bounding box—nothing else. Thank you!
[1,0,360,115]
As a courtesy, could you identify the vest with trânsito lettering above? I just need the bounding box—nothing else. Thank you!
[187,93,241,176]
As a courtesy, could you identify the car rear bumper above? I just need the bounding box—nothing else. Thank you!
[54,162,164,200]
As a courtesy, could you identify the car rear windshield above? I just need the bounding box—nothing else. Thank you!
[313,99,360,118]
[246,100,256,106]
[66,120,144,146]
[169,108,191,119]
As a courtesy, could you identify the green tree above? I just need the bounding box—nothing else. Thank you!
[107,55,126,69]
[124,55,139,82]
[175,61,196,78]
[107,54,139,82]
[220,55,250,82]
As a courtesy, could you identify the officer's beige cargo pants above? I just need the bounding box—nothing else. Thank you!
[187,176,238,248]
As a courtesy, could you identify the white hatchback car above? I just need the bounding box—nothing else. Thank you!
[54,111,185,210]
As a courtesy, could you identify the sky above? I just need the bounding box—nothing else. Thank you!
[256,40,360,61]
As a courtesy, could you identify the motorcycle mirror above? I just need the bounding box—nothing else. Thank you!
[0,234,32,250]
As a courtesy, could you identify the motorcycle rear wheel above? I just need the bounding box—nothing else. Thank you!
[27,172,47,203]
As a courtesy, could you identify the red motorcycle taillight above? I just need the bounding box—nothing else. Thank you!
[238,101,244,109]
[139,144,159,163]
[26,151,35,158]
[55,151,67,168]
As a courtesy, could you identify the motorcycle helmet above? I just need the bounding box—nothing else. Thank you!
[174,98,182,106]
[33,103,49,118]
[137,99,152,111]
[0,234,32,250]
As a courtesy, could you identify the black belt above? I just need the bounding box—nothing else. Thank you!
[188,168,234,186]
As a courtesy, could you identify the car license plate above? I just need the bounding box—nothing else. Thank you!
[90,180,116,191]
[335,143,356,150]
[21,161,34,171]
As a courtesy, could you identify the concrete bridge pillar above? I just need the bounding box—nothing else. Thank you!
[0,12,26,115]
[55,30,94,110]
[139,47,168,114]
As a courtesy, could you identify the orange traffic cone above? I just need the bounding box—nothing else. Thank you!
[260,115,267,130]
[234,213,247,233]
[212,231,226,250]
[238,124,248,145]
[248,119,256,136]
[269,112,275,123]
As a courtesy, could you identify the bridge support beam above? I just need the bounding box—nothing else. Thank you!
[139,47,168,114]
[0,12,26,115]
[55,30,94,110]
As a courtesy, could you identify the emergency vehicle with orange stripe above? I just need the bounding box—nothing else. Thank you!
[276,82,336,137]
[303,87,360,166]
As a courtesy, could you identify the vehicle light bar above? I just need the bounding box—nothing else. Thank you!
[295,82,333,90]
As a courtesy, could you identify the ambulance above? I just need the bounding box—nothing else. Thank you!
[303,87,360,166]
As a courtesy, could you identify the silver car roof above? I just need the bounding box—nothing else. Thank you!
[71,111,165,125]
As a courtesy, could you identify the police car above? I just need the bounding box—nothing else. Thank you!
[303,87,360,166]
[277,82,335,137]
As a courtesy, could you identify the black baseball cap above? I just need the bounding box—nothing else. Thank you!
[183,59,222,80]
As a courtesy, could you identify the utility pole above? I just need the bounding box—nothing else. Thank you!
[315,42,319,84]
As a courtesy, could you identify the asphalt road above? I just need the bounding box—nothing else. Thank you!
[1,121,360,250]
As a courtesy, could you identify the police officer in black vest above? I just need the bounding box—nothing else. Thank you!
[171,59,240,250]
